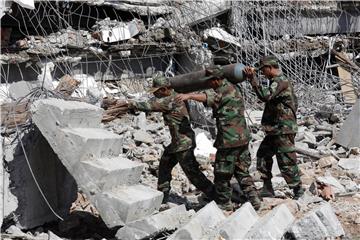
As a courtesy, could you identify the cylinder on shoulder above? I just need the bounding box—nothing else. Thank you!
[169,63,248,93]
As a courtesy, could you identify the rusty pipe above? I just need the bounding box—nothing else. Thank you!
[169,63,248,93]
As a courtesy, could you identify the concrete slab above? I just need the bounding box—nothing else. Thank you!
[93,184,163,228]
[79,157,144,192]
[336,99,360,148]
[338,157,360,171]
[115,205,194,240]
[31,98,103,128]
[315,202,345,237]
[245,204,295,239]
[218,202,259,240]
[316,176,346,194]
[168,201,226,240]
[46,127,123,170]
[286,212,328,240]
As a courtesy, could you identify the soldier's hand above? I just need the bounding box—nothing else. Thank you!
[175,93,190,103]
[244,66,256,80]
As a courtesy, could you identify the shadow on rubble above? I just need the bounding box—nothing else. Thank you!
[57,211,118,239]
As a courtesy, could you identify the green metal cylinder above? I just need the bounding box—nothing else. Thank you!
[169,63,247,93]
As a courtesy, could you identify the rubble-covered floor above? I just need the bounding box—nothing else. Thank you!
[1,0,360,239]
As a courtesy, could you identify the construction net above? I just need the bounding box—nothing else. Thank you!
[1,0,360,126]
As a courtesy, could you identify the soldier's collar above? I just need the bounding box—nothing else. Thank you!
[270,71,284,81]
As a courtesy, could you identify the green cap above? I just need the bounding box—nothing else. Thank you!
[149,76,169,93]
[256,55,279,70]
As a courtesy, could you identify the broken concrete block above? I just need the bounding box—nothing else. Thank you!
[316,176,346,194]
[133,130,154,144]
[218,202,259,240]
[314,202,345,237]
[50,127,123,171]
[286,212,329,240]
[9,80,40,100]
[135,112,147,130]
[338,157,360,171]
[318,156,337,168]
[302,131,317,146]
[100,19,143,43]
[340,179,358,192]
[168,201,226,240]
[245,204,295,239]
[336,99,360,148]
[115,205,194,240]
[14,0,35,9]
[93,184,163,228]
[31,98,103,128]
[79,156,144,192]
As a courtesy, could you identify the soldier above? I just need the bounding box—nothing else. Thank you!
[127,76,215,204]
[244,55,305,199]
[175,67,261,213]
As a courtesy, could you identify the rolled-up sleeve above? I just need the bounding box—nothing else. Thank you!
[204,89,220,108]
[133,98,173,112]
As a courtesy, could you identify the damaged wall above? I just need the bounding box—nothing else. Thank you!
[3,129,77,229]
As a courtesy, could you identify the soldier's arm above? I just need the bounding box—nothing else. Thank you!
[175,93,207,103]
[251,79,288,102]
[130,98,173,112]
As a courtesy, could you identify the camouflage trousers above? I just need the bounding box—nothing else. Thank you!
[157,147,214,198]
[256,134,301,188]
[214,144,257,206]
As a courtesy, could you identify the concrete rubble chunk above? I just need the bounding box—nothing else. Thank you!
[285,212,329,240]
[115,205,194,240]
[217,202,259,240]
[31,99,162,228]
[338,157,360,171]
[133,130,154,144]
[336,99,360,148]
[318,156,337,168]
[245,204,295,239]
[58,127,123,169]
[31,98,103,128]
[98,19,144,43]
[93,184,163,228]
[316,175,346,194]
[79,157,144,191]
[314,202,345,237]
[168,201,226,240]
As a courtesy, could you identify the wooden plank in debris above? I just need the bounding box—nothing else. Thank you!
[337,66,357,104]
[55,74,80,97]
[0,101,31,127]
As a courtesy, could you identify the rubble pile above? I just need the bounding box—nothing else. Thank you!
[2,1,360,239]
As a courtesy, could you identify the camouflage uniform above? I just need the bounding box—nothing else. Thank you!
[131,90,214,201]
[204,76,259,210]
[251,59,302,192]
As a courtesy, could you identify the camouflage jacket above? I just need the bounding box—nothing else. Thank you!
[204,79,251,149]
[252,73,298,135]
[131,91,195,153]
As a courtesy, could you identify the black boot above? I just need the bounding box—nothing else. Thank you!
[162,191,169,204]
[293,185,305,200]
[260,179,275,198]
[247,191,262,210]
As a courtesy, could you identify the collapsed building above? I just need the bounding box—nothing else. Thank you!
[1,0,360,239]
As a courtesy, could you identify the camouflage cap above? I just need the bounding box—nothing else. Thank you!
[256,55,279,70]
[149,76,169,93]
